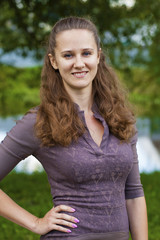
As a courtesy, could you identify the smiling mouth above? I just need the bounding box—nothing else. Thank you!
[72,71,88,78]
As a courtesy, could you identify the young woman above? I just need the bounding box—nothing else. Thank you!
[0,17,148,240]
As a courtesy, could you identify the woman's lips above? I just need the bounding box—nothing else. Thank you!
[72,71,88,78]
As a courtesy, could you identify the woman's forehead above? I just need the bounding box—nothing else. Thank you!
[55,29,97,50]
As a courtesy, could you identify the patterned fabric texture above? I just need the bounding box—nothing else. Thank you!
[0,104,144,239]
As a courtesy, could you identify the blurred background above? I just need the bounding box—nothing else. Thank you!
[0,0,160,239]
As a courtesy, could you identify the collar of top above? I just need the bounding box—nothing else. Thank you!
[74,102,99,114]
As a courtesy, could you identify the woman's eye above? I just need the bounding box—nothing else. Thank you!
[64,54,72,58]
[83,51,91,56]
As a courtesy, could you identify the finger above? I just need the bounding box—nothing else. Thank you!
[53,224,72,233]
[55,219,78,229]
[54,205,75,213]
[56,213,79,223]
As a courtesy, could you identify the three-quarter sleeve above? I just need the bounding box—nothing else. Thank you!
[0,111,39,181]
[125,132,144,199]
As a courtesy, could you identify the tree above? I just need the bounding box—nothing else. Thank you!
[0,0,142,60]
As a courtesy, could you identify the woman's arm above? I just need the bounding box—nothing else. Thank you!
[126,196,148,240]
[0,113,79,235]
[0,189,78,235]
[0,189,39,232]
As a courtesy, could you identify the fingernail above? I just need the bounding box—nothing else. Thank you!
[67,229,72,233]
[72,224,77,228]
[71,208,76,212]
[74,218,79,223]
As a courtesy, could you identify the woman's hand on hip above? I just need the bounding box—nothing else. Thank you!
[33,205,79,235]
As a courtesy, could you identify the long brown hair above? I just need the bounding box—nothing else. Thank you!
[35,16,136,146]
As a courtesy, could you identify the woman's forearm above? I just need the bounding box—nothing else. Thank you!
[0,189,38,232]
[0,188,78,235]
[126,196,148,240]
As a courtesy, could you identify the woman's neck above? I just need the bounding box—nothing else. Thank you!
[74,96,93,113]
[66,87,93,113]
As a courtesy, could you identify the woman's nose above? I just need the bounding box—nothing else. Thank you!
[74,56,85,68]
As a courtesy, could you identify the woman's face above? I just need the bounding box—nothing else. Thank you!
[49,29,100,94]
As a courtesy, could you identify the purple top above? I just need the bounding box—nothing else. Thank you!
[0,104,144,239]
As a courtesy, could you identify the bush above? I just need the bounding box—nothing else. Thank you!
[0,64,41,116]
[117,67,160,117]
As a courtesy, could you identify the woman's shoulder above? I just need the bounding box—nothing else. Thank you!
[129,126,138,145]
[9,107,39,140]
[20,106,39,126]
[0,107,40,167]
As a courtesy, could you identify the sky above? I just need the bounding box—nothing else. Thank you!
[116,0,135,7]
[0,50,42,67]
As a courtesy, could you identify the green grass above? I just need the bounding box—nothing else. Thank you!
[0,171,159,239]
[141,172,160,240]
[0,172,52,240]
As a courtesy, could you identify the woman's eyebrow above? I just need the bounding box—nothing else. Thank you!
[61,48,94,54]
[61,50,72,54]
[81,48,94,51]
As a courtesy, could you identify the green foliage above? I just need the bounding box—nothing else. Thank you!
[0,0,129,59]
[118,67,160,117]
[1,0,159,68]
[0,171,159,239]
[0,64,41,116]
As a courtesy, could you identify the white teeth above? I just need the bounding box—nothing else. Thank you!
[73,72,87,77]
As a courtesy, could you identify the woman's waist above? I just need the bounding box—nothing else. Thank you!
[53,199,126,213]
[53,200,127,217]
[40,204,129,240]
[53,192,125,209]
[52,202,129,233]
[41,231,129,240]
[72,231,129,240]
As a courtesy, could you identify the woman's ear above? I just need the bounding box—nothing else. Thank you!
[97,48,101,64]
[48,53,58,69]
